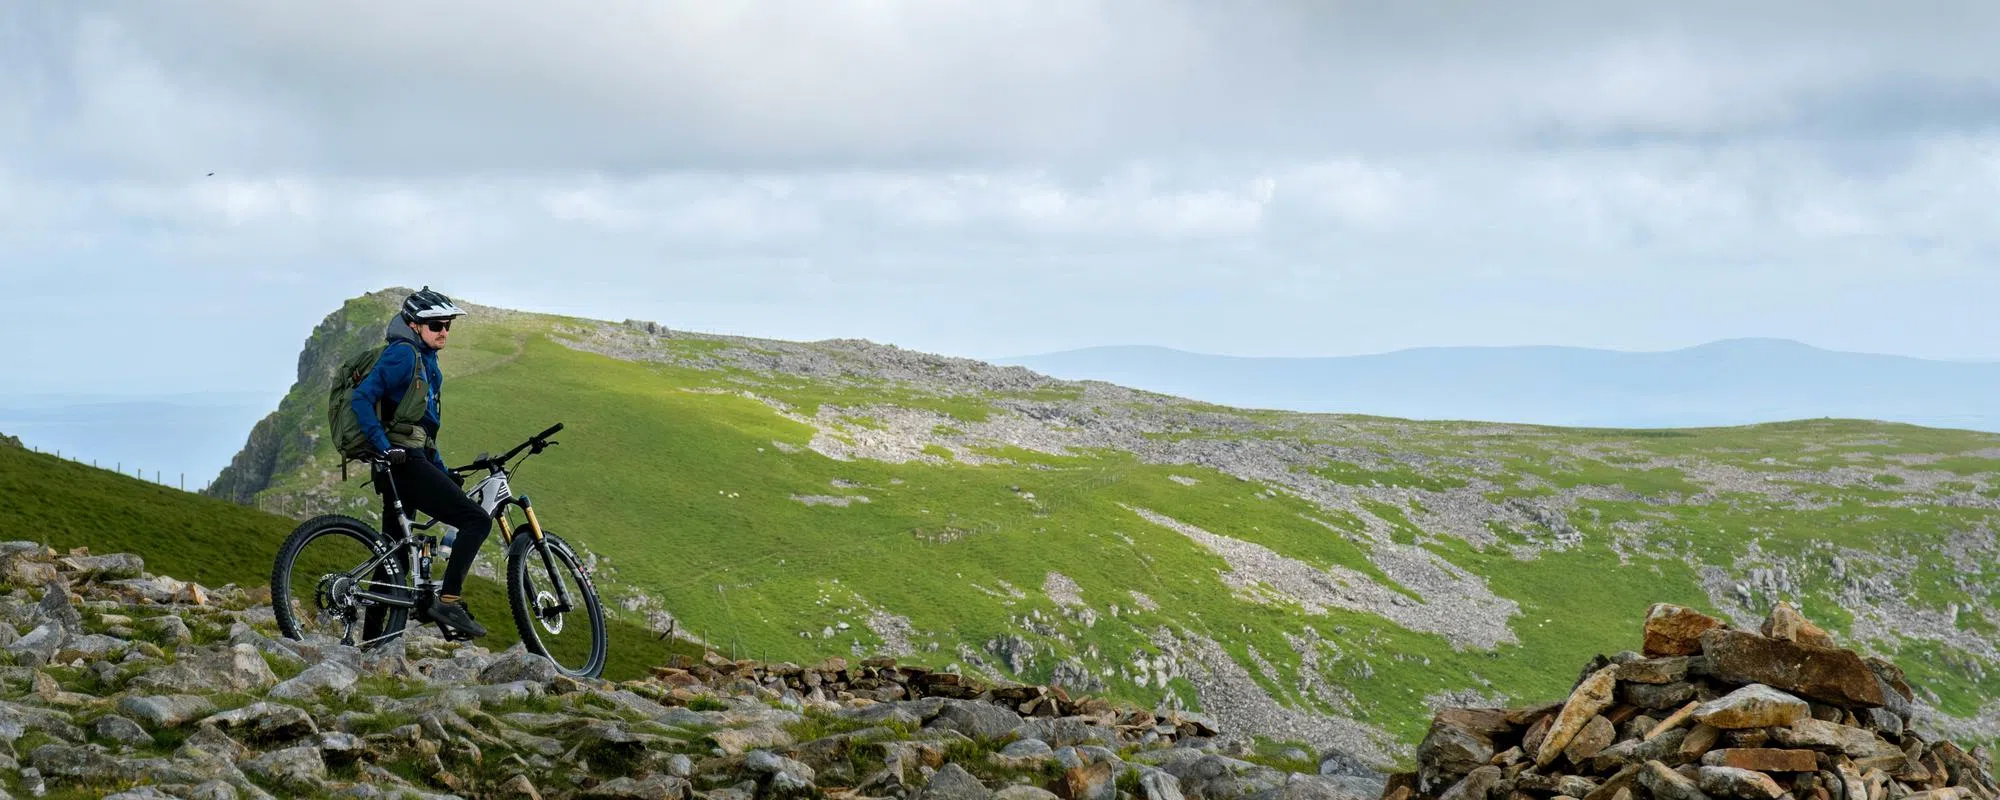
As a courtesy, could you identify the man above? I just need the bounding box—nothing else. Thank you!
[350,286,490,639]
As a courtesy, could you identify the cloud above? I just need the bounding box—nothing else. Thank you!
[5,1,2000,398]
[11,2,2000,175]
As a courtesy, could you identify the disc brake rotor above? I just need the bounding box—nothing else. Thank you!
[535,590,565,634]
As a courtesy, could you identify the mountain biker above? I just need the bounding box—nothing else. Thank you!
[350,287,489,639]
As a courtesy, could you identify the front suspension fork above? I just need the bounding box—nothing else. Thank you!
[517,497,575,612]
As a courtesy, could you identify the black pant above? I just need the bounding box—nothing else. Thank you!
[385,452,491,597]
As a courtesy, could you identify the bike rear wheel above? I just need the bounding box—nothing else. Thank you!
[506,531,607,678]
[271,514,411,647]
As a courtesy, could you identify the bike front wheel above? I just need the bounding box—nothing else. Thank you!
[506,530,608,678]
[271,514,411,648]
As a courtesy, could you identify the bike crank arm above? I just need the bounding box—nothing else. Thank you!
[354,632,408,648]
[349,589,419,609]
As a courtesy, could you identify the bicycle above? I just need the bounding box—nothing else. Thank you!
[269,422,609,678]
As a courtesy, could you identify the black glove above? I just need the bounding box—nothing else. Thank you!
[383,447,409,465]
[448,469,467,489]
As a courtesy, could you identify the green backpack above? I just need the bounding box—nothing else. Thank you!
[327,340,433,468]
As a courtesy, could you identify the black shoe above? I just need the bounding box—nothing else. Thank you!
[426,597,487,639]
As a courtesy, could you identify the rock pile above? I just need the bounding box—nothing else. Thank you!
[650,652,1221,748]
[1391,602,1997,800]
[1,541,1371,800]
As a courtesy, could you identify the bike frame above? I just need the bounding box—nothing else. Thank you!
[337,424,574,647]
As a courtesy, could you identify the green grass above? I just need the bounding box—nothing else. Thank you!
[0,442,294,583]
[1311,458,1469,492]
[89,289,2000,753]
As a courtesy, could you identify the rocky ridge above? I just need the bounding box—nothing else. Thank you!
[556,317,2000,742]
[0,541,1374,800]
[1394,601,1996,800]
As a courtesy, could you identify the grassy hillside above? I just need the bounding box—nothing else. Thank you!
[209,290,2000,765]
[0,436,685,681]
[1,438,291,585]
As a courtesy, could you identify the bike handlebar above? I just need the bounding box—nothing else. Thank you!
[449,422,565,474]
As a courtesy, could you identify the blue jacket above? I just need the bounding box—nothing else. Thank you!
[351,318,447,470]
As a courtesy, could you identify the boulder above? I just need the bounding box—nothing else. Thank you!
[1700,629,1885,708]
[1415,709,1505,792]
[1645,605,1724,657]
[1760,602,1837,649]
[117,694,217,729]
[1693,685,1810,729]
[924,762,995,800]
[1701,748,1819,773]
[1699,766,1788,800]
[1538,667,1619,767]
[927,698,1026,741]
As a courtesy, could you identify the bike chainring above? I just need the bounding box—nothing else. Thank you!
[314,574,359,625]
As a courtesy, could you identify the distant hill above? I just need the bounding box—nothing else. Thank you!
[994,338,2000,431]
[201,290,2000,760]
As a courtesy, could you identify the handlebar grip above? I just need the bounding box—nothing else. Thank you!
[535,423,564,440]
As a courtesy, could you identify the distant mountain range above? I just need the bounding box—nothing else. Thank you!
[994,338,2000,431]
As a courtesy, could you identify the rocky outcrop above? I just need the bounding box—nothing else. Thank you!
[207,286,489,506]
[204,291,412,504]
[1391,602,1996,800]
[0,541,1365,800]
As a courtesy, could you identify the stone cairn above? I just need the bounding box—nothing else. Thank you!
[1389,602,1999,800]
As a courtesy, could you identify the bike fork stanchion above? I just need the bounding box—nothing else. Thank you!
[522,500,576,611]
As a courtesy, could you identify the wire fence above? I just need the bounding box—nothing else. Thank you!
[26,443,211,495]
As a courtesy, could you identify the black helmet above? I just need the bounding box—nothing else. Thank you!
[401,286,466,323]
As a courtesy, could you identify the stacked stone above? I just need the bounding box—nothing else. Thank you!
[1389,602,1998,800]
[652,651,1224,747]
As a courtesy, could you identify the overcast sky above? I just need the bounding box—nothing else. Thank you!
[6,1,2000,396]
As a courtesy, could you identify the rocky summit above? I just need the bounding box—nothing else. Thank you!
[0,541,1375,800]
[1395,601,1997,800]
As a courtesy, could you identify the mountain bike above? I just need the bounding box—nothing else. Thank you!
[269,423,608,678]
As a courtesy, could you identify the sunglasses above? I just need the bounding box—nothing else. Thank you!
[421,320,452,332]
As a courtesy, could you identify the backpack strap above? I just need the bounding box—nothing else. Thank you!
[384,340,435,451]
